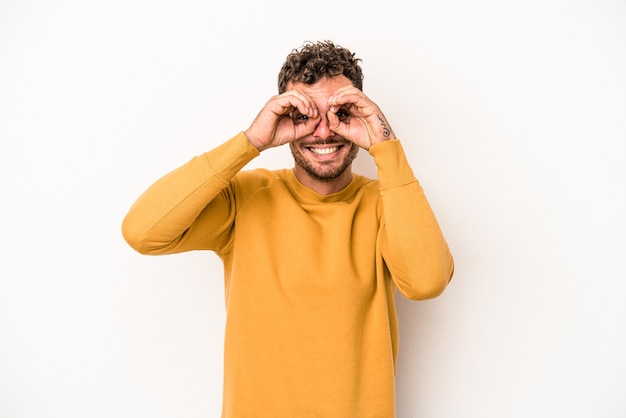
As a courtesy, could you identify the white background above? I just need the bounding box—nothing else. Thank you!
[1,0,625,417]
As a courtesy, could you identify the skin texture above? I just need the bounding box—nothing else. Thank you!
[244,75,397,195]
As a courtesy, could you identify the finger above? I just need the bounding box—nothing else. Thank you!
[330,84,361,97]
[327,110,340,131]
[330,94,370,112]
[288,113,320,141]
[304,114,322,134]
[269,95,308,118]
[283,90,319,117]
[326,110,348,138]
[328,86,365,105]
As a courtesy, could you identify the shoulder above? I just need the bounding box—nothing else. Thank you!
[352,173,380,193]
[228,169,293,213]
[231,168,289,196]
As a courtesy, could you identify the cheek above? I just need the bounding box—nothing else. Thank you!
[289,142,303,156]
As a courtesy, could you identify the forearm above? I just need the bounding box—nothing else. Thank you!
[122,132,259,254]
[370,139,454,299]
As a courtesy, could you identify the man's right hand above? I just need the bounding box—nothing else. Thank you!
[244,90,321,152]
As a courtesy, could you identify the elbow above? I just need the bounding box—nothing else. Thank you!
[121,214,184,255]
[397,258,455,301]
[121,214,150,255]
[398,279,448,301]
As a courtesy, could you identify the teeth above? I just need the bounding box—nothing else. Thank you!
[310,146,338,155]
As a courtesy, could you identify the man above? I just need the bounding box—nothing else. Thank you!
[122,40,454,417]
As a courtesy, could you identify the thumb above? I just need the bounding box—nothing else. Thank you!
[327,110,343,135]
[294,115,321,139]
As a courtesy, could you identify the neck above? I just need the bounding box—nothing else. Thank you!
[293,166,353,195]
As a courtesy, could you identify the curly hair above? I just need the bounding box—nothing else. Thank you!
[277,40,364,94]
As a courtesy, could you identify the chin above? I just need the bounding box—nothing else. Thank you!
[291,144,359,182]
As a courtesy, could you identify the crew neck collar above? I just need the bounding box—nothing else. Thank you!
[284,169,361,203]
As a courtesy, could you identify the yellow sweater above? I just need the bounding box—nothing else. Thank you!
[122,132,454,417]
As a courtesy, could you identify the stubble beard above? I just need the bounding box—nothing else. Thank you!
[291,142,360,182]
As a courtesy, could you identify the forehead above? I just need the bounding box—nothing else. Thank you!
[286,75,353,101]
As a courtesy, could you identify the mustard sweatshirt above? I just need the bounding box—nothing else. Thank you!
[122,132,454,418]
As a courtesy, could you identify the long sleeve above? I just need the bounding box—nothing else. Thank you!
[121,132,259,255]
[369,139,454,300]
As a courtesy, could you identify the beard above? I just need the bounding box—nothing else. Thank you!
[290,142,359,182]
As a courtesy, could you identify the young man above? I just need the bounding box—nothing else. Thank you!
[122,40,454,417]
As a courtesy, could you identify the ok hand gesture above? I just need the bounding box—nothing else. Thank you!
[327,85,396,150]
[244,90,321,152]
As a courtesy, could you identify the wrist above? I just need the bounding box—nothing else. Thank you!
[243,130,267,152]
[369,135,394,149]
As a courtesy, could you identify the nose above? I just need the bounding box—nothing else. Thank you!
[312,114,332,139]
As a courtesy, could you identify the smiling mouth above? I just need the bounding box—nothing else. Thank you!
[306,145,343,155]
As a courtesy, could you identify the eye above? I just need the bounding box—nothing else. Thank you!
[335,108,350,121]
[290,111,309,123]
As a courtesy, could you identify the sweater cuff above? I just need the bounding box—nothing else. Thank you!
[202,131,260,180]
[368,139,417,188]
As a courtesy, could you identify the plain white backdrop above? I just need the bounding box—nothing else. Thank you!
[1,0,624,417]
